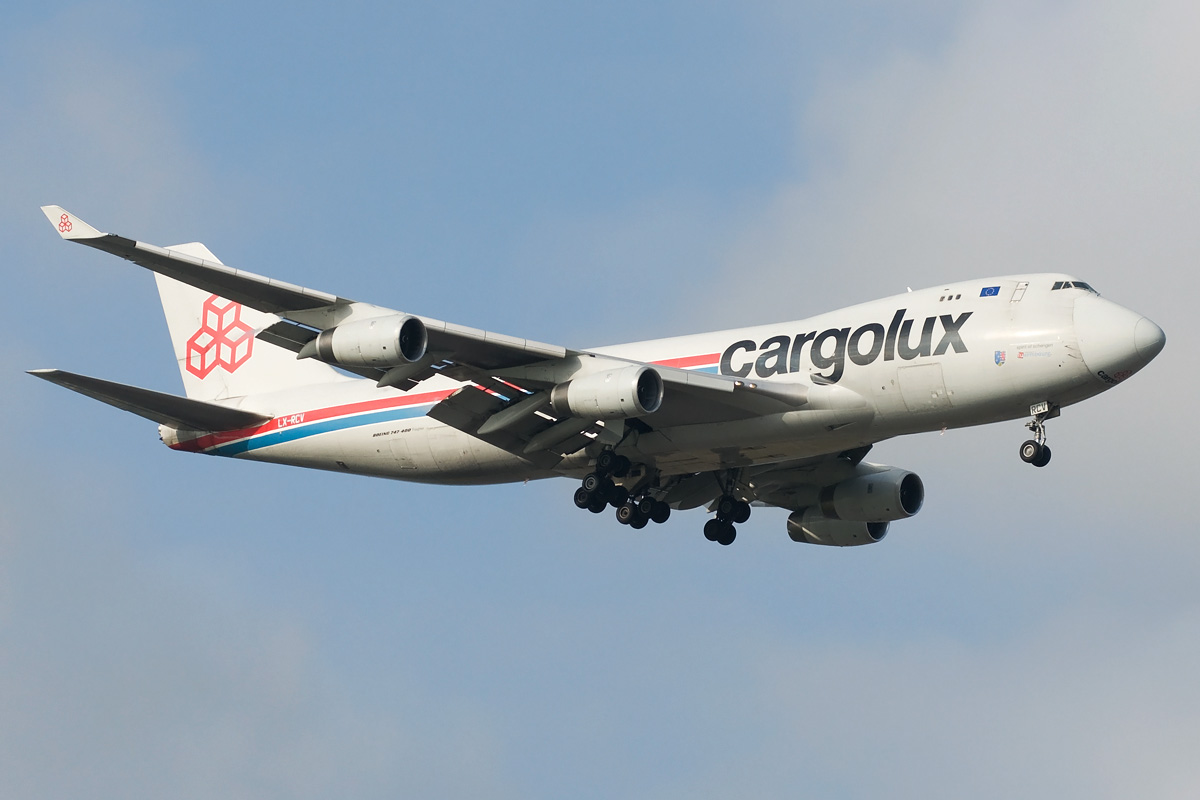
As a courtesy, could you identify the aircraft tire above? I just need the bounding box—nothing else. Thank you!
[650,502,671,524]
[573,487,593,509]
[716,495,738,518]
[611,455,632,478]
[596,450,617,475]
[588,497,607,514]
[732,501,751,524]
[1032,445,1052,467]
[703,519,722,541]
[716,523,737,546]
[616,502,638,525]
[582,473,602,493]
[1019,440,1042,463]
[629,515,648,530]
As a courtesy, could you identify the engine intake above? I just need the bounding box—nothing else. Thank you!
[311,315,428,368]
[549,365,664,420]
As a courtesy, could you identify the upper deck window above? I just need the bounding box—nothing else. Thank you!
[1051,280,1099,294]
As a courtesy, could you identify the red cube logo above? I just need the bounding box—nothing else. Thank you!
[185,295,255,378]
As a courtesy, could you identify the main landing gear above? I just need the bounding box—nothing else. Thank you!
[572,454,752,545]
[1019,403,1059,468]
[572,452,672,529]
[703,494,751,546]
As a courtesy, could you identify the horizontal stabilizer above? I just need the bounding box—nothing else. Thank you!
[28,369,273,431]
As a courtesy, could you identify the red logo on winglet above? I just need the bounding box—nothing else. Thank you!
[185,295,254,378]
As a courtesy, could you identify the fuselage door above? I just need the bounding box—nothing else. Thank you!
[897,363,953,412]
[1011,281,1029,302]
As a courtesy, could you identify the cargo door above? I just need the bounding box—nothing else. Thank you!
[898,363,952,412]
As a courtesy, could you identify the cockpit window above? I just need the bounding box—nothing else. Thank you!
[1051,280,1099,294]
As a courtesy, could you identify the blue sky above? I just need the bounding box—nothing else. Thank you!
[3,2,1199,797]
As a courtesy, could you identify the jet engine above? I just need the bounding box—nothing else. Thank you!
[817,468,924,523]
[784,468,923,546]
[549,365,664,420]
[787,509,889,547]
[309,315,428,368]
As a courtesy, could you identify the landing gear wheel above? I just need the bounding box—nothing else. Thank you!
[636,496,655,516]
[1019,440,1041,463]
[1032,444,1052,467]
[587,497,607,514]
[629,516,648,530]
[606,484,629,508]
[731,501,751,524]
[716,523,736,546]
[650,501,671,524]
[611,455,631,478]
[616,502,638,525]
[596,450,618,476]
[581,473,602,493]
[573,487,593,509]
[716,495,739,518]
[703,519,722,541]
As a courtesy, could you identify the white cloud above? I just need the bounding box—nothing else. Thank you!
[706,0,1200,323]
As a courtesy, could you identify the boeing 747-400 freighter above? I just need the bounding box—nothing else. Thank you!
[31,206,1165,546]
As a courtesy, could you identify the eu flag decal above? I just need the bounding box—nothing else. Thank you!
[980,286,1001,297]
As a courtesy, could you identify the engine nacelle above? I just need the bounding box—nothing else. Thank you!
[787,509,888,547]
[549,365,664,420]
[311,315,428,368]
[819,468,924,523]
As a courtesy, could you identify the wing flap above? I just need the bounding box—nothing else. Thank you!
[427,379,607,469]
[28,369,273,431]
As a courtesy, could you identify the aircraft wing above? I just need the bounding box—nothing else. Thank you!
[41,206,567,378]
[42,206,840,467]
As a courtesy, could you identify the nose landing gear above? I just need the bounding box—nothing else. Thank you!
[1019,402,1059,468]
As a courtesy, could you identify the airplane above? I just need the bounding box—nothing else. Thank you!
[30,205,1166,546]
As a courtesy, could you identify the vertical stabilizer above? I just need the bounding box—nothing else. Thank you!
[155,243,348,401]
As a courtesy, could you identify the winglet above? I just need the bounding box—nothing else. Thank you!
[40,205,104,240]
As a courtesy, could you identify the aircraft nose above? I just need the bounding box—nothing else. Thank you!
[1074,295,1165,384]
[1134,315,1166,362]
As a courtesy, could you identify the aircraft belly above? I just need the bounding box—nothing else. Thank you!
[636,404,877,475]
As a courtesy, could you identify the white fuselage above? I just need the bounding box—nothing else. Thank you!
[162,274,1156,484]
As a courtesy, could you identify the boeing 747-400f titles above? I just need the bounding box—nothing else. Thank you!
[31,206,1166,546]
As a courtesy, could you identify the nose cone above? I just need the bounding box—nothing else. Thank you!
[1074,295,1165,385]
[1134,316,1166,362]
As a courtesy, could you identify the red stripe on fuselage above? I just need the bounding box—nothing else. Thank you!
[170,353,719,453]
[653,353,720,368]
[170,388,456,453]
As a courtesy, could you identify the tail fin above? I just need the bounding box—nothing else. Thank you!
[155,243,348,401]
